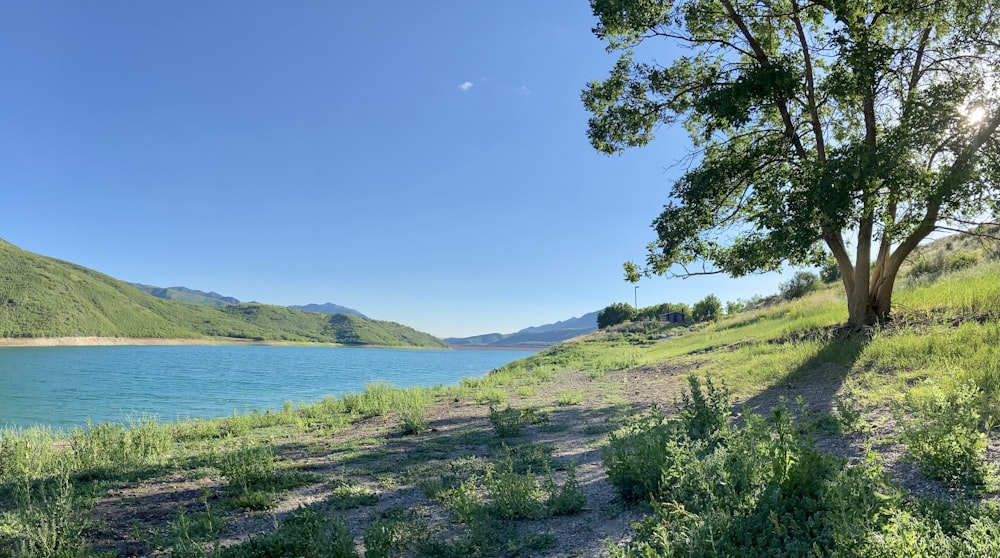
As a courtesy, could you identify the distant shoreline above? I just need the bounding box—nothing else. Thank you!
[448,344,547,351]
[0,337,324,348]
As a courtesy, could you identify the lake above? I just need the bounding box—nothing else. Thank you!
[0,345,537,430]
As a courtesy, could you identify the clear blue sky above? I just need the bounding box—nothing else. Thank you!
[0,1,789,338]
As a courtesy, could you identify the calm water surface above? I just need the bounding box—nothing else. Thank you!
[0,346,537,429]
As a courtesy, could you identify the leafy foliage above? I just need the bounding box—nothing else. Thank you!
[597,302,636,329]
[691,293,722,322]
[779,271,821,301]
[901,384,997,491]
[586,0,1000,326]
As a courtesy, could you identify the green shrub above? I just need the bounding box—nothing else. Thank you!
[214,506,358,558]
[218,442,276,495]
[545,461,586,516]
[779,271,820,300]
[820,254,841,283]
[327,480,378,510]
[485,457,546,520]
[0,427,63,485]
[488,406,542,438]
[69,417,172,480]
[11,472,90,558]
[901,384,996,490]
[608,401,903,557]
[602,411,689,503]
[691,294,723,322]
[555,390,583,406]
[677,374,731,440]
[598,303,636,329]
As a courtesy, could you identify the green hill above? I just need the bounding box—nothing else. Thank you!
[0,239,447,348]
[128,284,241,307]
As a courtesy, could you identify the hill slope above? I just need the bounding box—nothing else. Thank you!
[288,302,366,318]
[0,239,446,348]
[446,311,599,347]
[129,284,241,307]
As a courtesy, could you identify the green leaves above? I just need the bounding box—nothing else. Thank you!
[585,0,1000,326]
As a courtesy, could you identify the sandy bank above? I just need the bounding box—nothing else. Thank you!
[0,337,300,347]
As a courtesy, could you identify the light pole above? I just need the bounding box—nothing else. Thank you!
[634,285,639,309]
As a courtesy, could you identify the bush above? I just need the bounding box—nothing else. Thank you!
[598,303,636,329]
[603,411,692,503]
[691,294,722,322]
[215,506,358,558]
[485,457,546,520]
[218,442,276,495]
[677,374,731,440]
[820,254,841,283]
[609,402,896,558]
[779,271,820,300]
[901,384,996,491]
[545,461,587,516]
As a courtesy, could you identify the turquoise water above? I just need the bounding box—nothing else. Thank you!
[0,346,537,429]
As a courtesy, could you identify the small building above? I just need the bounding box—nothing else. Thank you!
[659,311,686,324]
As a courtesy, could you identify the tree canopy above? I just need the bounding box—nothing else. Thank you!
[584,0,1000,326]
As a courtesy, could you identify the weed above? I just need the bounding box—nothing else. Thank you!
[70,416,172,480]
[488,406,547,438]
[603,410,685,503]
[327,479,378,510]
[214,505,358,558]
[555,390,583,406]
[218,442,275,495]
[901,383,996,491]
[514,386,536,397]
[485,457,546,520]
[834,393,871,434]
[12,472,90,558]
[397,390,431,435]
[474,387,508,406]
[363,509,425,558]
[488,406,524,438]
[545,461,586,516]
[677,374,731,440]
[141,488,224,558]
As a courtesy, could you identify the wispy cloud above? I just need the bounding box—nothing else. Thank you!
[519,85,531,95]
[459,81,474,91]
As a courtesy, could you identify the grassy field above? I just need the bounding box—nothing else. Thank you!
[0,239,998,556]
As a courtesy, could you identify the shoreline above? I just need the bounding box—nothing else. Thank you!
[0,336,331,348]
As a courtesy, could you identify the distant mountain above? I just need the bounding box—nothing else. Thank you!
[133,286,367,320]
[0,238,446,348]
[446,311,599,348]
[130,284,241,307]
[289,303,366,318]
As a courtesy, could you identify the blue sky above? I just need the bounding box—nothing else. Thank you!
[0,2,789,338]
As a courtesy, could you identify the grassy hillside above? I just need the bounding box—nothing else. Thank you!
[0,239,446,348]
[129,284,241,306]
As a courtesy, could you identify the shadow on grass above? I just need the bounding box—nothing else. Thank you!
[737,336,866,417]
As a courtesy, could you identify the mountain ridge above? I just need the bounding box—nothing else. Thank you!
[446,311,599,348]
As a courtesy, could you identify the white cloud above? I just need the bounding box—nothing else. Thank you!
[519,85,531,95]
[459,81,474,91]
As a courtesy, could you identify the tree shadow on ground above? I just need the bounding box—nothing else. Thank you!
[736,336,866,418]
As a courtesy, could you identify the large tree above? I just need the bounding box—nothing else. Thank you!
[584,0,1000,327]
